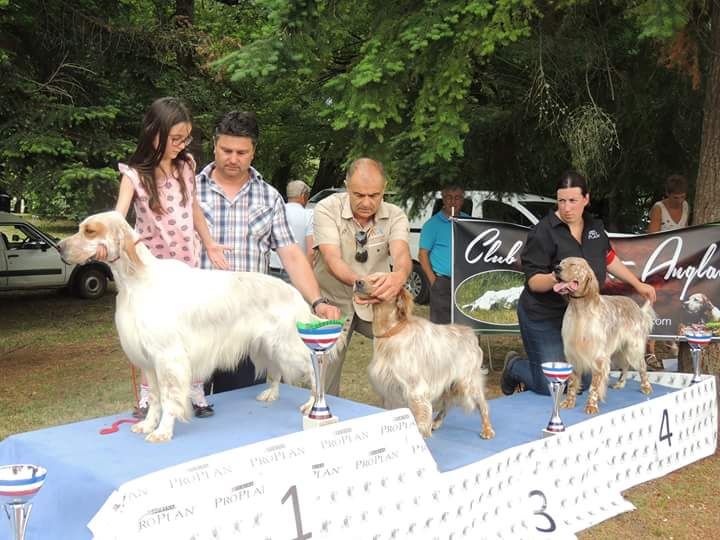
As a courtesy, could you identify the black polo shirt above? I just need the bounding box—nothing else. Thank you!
[519,211,610,321]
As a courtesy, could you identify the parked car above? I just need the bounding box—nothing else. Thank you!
[272,188,555,304]
[0,212,112,298]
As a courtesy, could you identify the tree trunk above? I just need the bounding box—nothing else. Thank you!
[174,0,195,69]
[678,3,720,374]
[270,157,293,195]
[174,0,194,22]
[312,145,344,196]
[693,0,720,225]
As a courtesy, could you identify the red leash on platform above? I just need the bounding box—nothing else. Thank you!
[99,418,139,435]
[98,363,143,434]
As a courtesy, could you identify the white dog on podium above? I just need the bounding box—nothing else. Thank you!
[354,275,495,440]
[59,211,316,442]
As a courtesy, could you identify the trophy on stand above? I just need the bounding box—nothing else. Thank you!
[541,362,574,437]
[297,319,345,430]
[0,464,47,540]
[683,324,713,384]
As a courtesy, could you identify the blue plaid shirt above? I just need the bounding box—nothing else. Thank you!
[196,163,296,273]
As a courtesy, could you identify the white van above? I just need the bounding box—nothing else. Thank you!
[293,188,555,304]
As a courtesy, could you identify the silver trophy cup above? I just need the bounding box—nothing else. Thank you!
[684,326,713,384]
[297,320,344,429]
[308,350,333,422]
[0,464,47,540]
[541,362,574,437]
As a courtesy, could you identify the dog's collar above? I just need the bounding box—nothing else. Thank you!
[107,237,144,264]
[374,319,409,339]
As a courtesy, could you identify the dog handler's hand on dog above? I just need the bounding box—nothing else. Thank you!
[192,198,230,270]
[528,272,558,293]
[635,282,656,304]
[95,244,108,261]
[314,303,341,320]
[204,241,231,270]
[607,257,656,304]
[362,271,407,302]
[358,238,412,303]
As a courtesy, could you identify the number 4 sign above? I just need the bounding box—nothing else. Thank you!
[655,408,675,461]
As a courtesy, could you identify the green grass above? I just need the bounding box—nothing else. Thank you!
[455,270,524,324]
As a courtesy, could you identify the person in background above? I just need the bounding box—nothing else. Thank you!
[313,157,412,396]
[97,96,228,419]
[418,185,468,324]
[647,174,690,233]
[283,180,314,266]
[501,170,656,396]
[645,174,690,368]
[197,111,340,393]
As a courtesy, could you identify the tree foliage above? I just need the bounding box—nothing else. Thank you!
[0,0,715,230]
[213,1,711,230]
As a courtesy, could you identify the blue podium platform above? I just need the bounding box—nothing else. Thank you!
[0,380,679,540]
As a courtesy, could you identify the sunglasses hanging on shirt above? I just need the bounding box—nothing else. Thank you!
[355,230,368,263]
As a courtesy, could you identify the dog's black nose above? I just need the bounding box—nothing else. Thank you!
[553,264,562,276]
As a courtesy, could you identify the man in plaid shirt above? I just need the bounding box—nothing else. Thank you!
[197,111,340,392]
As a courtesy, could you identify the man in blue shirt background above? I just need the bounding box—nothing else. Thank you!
[418,185,468,324]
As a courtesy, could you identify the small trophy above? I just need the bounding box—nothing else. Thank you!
[297,319,345,430]
[541,362,574,437]
[684,324,713,384]
[0,464,47,540]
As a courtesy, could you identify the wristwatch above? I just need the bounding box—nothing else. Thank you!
[311,296,331,315]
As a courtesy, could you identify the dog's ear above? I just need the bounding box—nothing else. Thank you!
[396,287,414,320]
[583,264,599,296]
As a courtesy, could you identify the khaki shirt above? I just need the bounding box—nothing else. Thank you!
[313,193,410,321]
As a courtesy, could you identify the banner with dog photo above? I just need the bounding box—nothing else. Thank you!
[452,218,720,338]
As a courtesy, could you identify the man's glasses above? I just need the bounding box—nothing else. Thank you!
[355,230,368,263]
[170,135,193,147]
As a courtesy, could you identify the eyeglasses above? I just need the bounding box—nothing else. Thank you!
[355,230,368,263]
[170,135,193,147]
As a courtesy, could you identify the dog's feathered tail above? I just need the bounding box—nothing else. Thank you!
[641,300,656,335]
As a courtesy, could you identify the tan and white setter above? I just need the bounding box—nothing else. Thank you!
[553,257,655,414]
[355,276,494,439]
[59,211,316,442]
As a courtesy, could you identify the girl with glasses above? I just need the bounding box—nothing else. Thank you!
[97,97,229,418]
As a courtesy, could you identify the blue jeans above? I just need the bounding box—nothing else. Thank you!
[509,302,590,395]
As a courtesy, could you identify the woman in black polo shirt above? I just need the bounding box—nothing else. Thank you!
[501,171,656,395]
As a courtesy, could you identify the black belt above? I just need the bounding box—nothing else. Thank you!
[436,274,451,279]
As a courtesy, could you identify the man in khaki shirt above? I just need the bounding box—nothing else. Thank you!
[313,158,412,395]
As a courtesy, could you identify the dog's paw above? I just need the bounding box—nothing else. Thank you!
[611,380,626,390]
[131,420,156,434]
[584,403,599,415]
[256,387,279,402]
[299,396,314,415]
[418,424,433,438]
[480,426,496,440]
[640,383,653,395]
[431,417,445,431]
[560,398,575,409]
[145,429,172,443]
